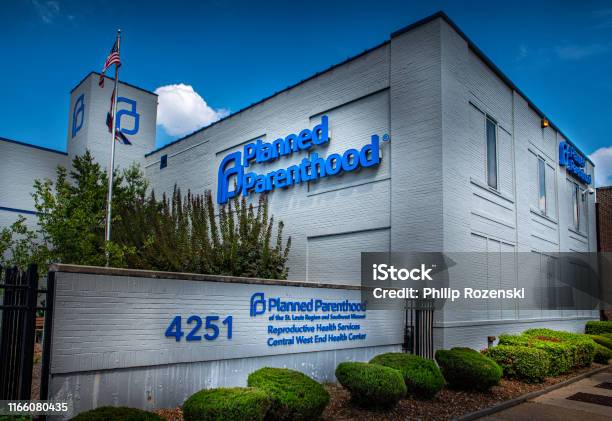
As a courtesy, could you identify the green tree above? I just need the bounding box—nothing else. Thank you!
[32,151,139,267]
[0,216,42,270]
[26,151,291,279]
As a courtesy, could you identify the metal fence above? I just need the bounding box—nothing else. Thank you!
[0,264,54,400]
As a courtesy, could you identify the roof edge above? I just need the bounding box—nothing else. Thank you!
[0,136,67,156]
[407,11,593,165]
[145,39,390,157]
[145,10,593,166]
[70,71,158,96]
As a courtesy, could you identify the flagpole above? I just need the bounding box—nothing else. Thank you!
[104,29,121,266]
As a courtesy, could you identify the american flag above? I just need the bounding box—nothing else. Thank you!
[98,39,121,88]
[106,90,131,145]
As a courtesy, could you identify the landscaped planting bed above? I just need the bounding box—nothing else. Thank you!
[320,363,605,421]
[153,363,608,421]
[146,327,611,420]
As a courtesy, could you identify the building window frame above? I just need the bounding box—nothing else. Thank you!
[571,181,580,230]
[537,157,546,214]
[485,116,498,190]
[160,154,168,170]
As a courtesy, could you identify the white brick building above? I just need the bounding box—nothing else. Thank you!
[0,12,598,350]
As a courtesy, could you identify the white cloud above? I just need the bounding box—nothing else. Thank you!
[154,84,229,137]
[589,146,612,187]
[32,0,60,24]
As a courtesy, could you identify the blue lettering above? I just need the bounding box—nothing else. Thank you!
[216,115,389,204]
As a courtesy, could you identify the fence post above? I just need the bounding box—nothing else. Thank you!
[40,270,55,400]
[18,264,38,399]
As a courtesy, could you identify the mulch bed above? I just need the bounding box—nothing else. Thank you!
[154,363,605,421]
[321,363,605,420]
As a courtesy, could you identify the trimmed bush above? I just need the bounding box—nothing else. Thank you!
[434,348,502,391]
[247,367,329,420]
[594,343,612,364]
[499,329,596,375]
[369,353,444,398]
[524,328,595,368]
[70,407,163,421]
[182,387,270,421]
[485,345,550,383]
[585,321,612,335]
[335,362,406,408]
[589,334,612,350]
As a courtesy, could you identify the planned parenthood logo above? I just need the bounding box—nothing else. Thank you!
[217,115,389,204]
[250,292,266,317]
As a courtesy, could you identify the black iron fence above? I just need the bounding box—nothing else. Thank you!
[403,299,435,359]
[0,264,54,400]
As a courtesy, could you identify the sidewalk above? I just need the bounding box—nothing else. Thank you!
[481,367,612,420]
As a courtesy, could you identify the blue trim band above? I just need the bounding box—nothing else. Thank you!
[0,137,67,156]
[0,206,39,216]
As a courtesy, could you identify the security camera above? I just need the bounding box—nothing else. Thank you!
[581,187,595,198]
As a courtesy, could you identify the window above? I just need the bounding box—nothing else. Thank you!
[486,117,497,189]
[538,158,546,213]
[160,154,168,169]
[572,182,580,230]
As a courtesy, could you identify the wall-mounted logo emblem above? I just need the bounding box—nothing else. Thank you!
[116,97,140,135]
[71,94,85,138]
[559,141,591,184]
[250,292,266,317]
[217,115,389,204]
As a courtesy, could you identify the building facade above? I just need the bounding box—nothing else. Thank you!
[1,12,598,351]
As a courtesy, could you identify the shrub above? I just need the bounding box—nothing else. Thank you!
[589,335,612,350]
[499,329,597,375]
[485,345,550,383]
[524,328,595,368]
[247,368,329,420]
[585,321,612,335]
[594,343,612,364]
[369,353,444,398]
[434,348,502,391]
[70,407,163,421]
[335,362,406,408]
[182,387,271,421]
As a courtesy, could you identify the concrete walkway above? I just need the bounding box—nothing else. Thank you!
[481,367,612,420]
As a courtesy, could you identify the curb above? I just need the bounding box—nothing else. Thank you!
[454,364,610,421]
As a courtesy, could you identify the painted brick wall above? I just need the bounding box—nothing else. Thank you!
[67,74,158,172]
[49,267,404,416]
[0,140,67,233]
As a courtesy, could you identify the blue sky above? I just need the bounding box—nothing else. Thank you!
[2,0,612,184]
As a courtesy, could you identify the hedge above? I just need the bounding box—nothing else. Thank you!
[182,387,270,421]
[247,368,329,420]
[499,329,597,375]
[589,335,612,351]
[594,343,612,364]
[434,348,502,391]
[335,362,406,408]
[524,328,595,368]
[70,407,163,421]
[369,353,444,398]
[485,345,550,383]
[585,321,612,335]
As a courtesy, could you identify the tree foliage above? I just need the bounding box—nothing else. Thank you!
[114,186,291,278]
[0,216,41,270]
[8,151,291,279]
